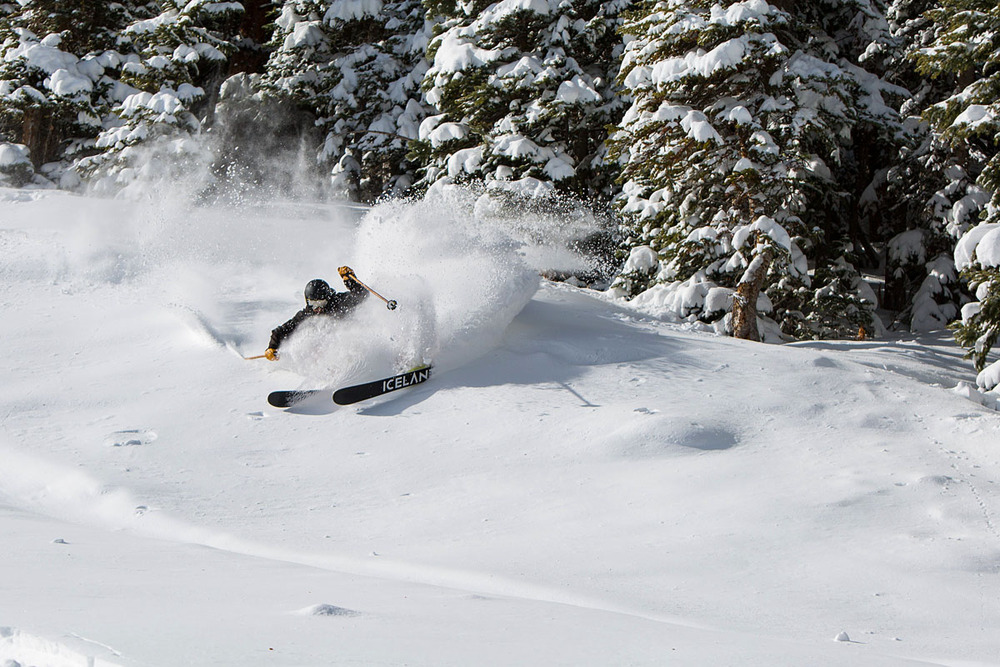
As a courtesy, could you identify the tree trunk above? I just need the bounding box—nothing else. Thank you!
[22,107,57,168]
[732,249,772,342]
[228,0,274,75]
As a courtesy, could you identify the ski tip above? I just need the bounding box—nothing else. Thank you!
[267,391,294,408]
[268,389,325,408]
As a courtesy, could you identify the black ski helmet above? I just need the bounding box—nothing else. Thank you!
[304,278,333,302]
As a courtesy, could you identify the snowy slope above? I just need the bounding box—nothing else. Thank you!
[1,188,999,666]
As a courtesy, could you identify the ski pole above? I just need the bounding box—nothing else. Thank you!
[244,353,270,360]
[354,278,398,310]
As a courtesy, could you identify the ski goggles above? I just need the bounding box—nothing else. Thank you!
[307,298,328,310]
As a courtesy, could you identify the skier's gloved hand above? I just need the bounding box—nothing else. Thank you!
[338,265,356,282]
[264,348,278,361]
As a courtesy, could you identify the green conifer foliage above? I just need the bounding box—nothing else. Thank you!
[914,0,1000,218]
[954,262,1000,377]
[867,0,984,332]
[414,0,626,203]
[74,1,244,193]
[0,0,148,184]
[914,0,1000,385]
[609,0,903,340]
[263,0,432,202]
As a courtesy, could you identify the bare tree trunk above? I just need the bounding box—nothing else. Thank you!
[21,107,57,168]
[228,0,273,76]
[732,249,772,342]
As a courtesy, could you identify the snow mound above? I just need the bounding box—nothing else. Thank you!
[297,604,362,617]
[0,626,124,667]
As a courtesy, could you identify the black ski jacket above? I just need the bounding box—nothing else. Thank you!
[268,279,368,350]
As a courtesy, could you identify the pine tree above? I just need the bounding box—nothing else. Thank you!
[0,1,149,185]
[913,0,1000,386]
[413,0,626,205]
[75,0,245,193]
[912,0,1000,223]
[953,224,1000,390]
[864,0,977,332]
[881,138,983,331]
[609,0,905,341]
[262,0,432,202]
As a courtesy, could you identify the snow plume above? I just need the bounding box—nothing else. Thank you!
[282,187,540,383]
[274,185,622,384]
[5,183,582,391]
[84,130,217,204]
[203,73,332,205]
[82,74,331,207]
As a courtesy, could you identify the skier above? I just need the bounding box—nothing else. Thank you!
[263,266,368,360]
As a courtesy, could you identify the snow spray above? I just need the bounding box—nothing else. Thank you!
[284,186,541,384]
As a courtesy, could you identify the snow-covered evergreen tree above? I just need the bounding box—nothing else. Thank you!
[0,1,155,186]
[953,223,1000,390]
[864,0,978,332]
[913,0,1000,385]
[262,0,432,202]
[609,0,905,340]
[882,139,984,330]
[413,0,626,206]
[75,0,245,194]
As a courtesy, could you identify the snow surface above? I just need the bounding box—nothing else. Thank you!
[2,188,1000,666]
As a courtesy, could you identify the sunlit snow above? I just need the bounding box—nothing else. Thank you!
[1,186,999,666]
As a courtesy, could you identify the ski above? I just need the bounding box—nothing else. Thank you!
[268,366,432,408]
[333,366,432,405]
[267,389,324,408]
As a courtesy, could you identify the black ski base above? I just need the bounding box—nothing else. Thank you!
[333,366,432,405]
[267,389,324,408]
